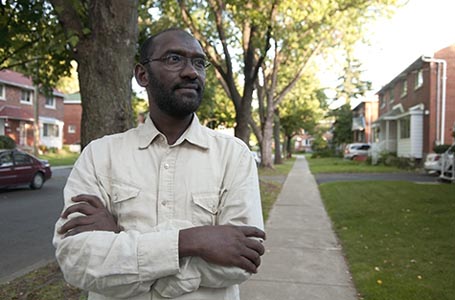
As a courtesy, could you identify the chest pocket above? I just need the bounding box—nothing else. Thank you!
[111,182,141,227]
[192,193,219,225]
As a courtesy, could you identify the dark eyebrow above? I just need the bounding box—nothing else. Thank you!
[162,49,206,59]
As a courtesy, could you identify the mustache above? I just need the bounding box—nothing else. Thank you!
[173,81,202,91]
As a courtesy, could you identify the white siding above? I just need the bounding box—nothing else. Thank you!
[410,111,424,158]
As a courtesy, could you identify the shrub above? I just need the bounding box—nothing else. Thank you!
[0,135,16,149]
[434,144,451,154]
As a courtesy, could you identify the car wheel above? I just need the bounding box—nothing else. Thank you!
[30,172,45,189]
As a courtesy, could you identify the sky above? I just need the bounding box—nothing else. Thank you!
[357,0,455,94]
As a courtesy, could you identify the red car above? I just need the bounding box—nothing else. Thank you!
[0,149,52,189]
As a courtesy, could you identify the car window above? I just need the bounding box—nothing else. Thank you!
[359,145,370,150]
[14,153,33,166]
[0,153,14,167]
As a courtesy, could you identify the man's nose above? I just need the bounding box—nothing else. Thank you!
[180,59,199,79]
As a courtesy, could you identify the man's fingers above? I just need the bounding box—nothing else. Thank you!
[244,238,265,256]
[237,256,258,274]
[64,224,96,238]
[58,215,94,234]
[239,226,266,240]
[242,247,262,268]
[71,194,104,209]
[61,203,97,218]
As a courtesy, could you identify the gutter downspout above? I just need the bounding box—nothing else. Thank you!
[422,56,447,145]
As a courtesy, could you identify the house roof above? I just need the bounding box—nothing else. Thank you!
[0,105,34,121]
[0,69,64,97]
[376,57,425,95]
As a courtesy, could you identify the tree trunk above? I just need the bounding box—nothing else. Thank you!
[76,1,138,148]
[273,109,283,164]
[286,135,293,158]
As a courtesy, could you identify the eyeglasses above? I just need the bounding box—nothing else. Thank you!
[142,54,210,72]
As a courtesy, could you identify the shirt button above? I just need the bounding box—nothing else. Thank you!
[164,163,170,169]
[161,201,166,206]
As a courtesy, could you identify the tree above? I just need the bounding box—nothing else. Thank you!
[280,82,327,158]
[1,0,138,148]
[330,54,372,147]
[331,103,353,145]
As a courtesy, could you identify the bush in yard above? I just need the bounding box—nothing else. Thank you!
[434,144,451,153]
[0,135,16,149]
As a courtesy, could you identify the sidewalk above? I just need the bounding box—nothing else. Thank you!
[240,155,358,300]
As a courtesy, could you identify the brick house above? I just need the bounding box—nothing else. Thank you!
[372,44,455,161]
[351,98,378,144]
[0,69,65,149]
[63,92,82,147]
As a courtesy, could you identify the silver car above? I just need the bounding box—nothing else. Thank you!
[343,143,371,160]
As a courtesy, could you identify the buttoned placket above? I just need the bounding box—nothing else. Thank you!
[156,141,178,224]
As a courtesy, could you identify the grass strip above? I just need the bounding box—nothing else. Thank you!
[320,181,455,300]
[307,156,406,174]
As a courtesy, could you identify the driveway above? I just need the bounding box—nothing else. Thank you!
[314,172,442,184]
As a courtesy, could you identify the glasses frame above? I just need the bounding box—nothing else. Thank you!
[141,54,211,72]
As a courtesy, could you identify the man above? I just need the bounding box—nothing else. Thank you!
[53,28,265,300]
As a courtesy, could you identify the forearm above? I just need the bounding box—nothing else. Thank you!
[53,224,180,298]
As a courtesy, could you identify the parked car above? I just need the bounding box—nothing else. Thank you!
[424,153,442,174]
[0,149,52,189]
[343,143,371,160]
[424,144,454,176]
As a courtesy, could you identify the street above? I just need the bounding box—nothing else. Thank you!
[0,167,71,284]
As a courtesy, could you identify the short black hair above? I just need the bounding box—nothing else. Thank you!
[139,28,194,64]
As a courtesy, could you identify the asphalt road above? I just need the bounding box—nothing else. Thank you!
[0,167,71,284]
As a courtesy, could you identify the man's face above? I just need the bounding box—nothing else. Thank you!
[145,31,206,119]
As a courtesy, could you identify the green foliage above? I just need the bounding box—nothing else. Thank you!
[433,144,451,154]
[0,0,76,93]
[196,68,236,129]
[0,135,16,149]
[376,152,417,170]
[131,93,149,125]
[331,103,354,145]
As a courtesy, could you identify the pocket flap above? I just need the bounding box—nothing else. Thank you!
[112,183,140,203]
[192,193,219,214]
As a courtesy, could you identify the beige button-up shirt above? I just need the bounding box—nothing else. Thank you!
[53,114,264,300]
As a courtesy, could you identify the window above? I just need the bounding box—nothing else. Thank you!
[43,123,59,137]
[45,96,55,108]
[0,84,5,100]
[400,116,410,139]
[13,153,33,166]
[415,70,423,89]
[389,89,394,103]
[20,90,33,104]
[68,125,76,134]
[401,79,407,97]
[379,95,385,108]
[0,152,13,167]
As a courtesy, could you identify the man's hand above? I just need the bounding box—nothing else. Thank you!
[58,194,122,237]
[179,225,266,274]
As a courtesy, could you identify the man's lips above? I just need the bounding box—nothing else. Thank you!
[175,83,199,91]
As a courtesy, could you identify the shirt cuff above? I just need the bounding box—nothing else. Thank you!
[137,230,180,282]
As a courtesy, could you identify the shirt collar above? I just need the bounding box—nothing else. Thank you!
[138,113,209,150]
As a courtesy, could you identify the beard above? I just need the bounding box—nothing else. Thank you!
[148,70,204,119]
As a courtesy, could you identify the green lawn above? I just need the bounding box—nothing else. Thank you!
[39,149,79,166]
[307,156,406,174]
[320,181,455,300]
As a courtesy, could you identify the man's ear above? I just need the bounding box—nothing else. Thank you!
[134,64,149,87]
